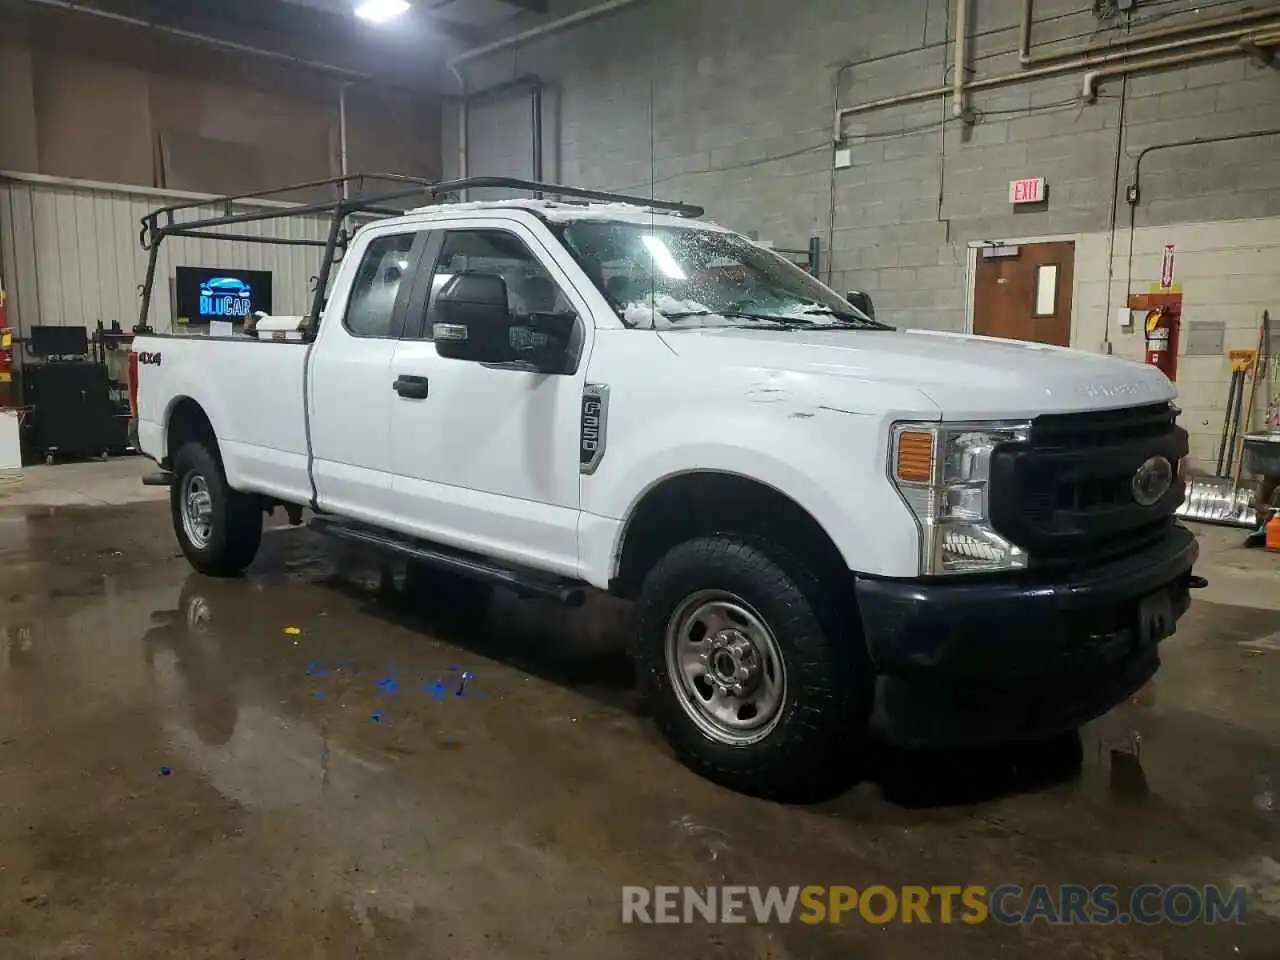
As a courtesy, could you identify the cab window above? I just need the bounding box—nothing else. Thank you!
[419,229,575,339]
[344,233,416,338]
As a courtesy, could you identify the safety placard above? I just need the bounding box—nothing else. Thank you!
[1160,244,1176,289]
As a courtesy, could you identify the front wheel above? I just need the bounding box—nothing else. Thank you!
[635,536,870,801]
[171,441,262,576]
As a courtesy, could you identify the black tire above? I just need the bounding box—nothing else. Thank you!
[170,441,262,577]
[635,536,870,801]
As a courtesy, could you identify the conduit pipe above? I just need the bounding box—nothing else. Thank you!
[24,0,378,82]
[449,0,647,67]
[1020,0,1280,65]
[1083,42,1252,100]
[838,20,1280,120]
[953,0,971,117]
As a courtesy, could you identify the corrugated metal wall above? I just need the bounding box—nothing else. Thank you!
[0,176,331,338]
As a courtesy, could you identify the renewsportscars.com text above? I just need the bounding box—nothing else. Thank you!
[621,884,1247,925]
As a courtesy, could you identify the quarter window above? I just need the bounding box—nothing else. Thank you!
[344,233,416,338]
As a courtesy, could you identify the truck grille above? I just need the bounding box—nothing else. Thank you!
[989,403,1188,568]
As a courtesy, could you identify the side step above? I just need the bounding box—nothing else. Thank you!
[309,516,586,607]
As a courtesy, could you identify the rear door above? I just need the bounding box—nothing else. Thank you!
[308,227,430,526]
[386,219,592,576]
[973,241,1075,346]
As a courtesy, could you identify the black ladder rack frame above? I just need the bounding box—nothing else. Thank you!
[136,173,704,338]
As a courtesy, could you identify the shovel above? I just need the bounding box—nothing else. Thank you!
[1176,315,1267,528]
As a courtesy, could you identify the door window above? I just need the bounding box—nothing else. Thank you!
[344,233,417,338]
[419,229,575,339]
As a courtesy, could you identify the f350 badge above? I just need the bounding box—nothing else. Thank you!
[580,384,610,475]
[138,352,162,366]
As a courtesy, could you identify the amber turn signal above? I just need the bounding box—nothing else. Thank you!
[895,430,934,482]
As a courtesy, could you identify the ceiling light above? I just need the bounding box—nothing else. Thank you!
[355,0,411,23]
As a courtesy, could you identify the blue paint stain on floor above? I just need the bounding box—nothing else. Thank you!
[376,676,400,696]
[423,681,450,701]
[306,659,480,705]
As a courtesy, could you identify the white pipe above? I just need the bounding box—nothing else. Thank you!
[0,170,303,209]
[953,0,969,118]
[447,62,468,184]
[339,84,351,199]
[448,0,647,67]
[840,21,1280,118]
[1082,43,1244,100]
[1020,0,1280,65]
[23,0,379,82]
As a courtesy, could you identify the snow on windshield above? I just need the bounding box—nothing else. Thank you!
[623,294,713,329]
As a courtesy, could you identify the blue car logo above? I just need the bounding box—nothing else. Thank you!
[199,277,253,318]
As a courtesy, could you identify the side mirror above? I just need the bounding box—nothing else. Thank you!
[433,273,575,374]
[846,289,876,321]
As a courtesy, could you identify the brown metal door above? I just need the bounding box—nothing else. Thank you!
[973,241,1075,346]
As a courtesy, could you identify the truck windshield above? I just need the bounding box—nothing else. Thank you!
[556,221,890,331]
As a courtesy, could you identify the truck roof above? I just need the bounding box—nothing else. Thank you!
[406,197,730,232]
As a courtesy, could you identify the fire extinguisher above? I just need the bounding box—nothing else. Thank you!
[0,277,12,392]
[1144,306,1175,379]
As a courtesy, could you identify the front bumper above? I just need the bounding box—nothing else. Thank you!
[855,524,1198,747]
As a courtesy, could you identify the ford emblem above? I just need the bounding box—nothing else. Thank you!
[1132,455,1173,507]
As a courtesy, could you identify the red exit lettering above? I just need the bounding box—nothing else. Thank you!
[1009,178,1045,204]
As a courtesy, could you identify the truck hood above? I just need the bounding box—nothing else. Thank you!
[657,326,1175,419]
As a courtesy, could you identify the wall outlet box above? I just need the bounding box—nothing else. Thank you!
[834,148,852,169]
[1117,307,1134,329]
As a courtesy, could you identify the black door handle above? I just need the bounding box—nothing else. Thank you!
[393,374,429,399]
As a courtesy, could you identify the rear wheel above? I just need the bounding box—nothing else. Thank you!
[636,536,869,800]
[171,441,262,576]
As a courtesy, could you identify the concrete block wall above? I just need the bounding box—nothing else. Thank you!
[451,0,1280,438]
[452,0,1277,327]
[1075,217,1280,471]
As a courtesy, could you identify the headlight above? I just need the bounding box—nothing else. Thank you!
[890,421,1031,575]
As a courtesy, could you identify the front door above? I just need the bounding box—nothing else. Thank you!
[387,220,591,578]
[973,240,1075,346]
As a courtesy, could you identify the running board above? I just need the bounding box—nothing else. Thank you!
[308,516,586,606]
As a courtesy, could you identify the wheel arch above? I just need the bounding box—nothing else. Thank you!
[610,470,848,599]
[165,396,221,468]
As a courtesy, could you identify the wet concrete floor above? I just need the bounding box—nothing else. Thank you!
[0,502,1277,958]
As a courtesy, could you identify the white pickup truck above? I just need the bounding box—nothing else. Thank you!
[130,175,1201,799]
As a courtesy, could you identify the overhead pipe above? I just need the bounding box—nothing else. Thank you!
[953,0,970,118]
[449,0,647,67]
[1020,0,1280,65]
[1082,42,1247,100]
[839,20,1280,119]
[23,0,378,82]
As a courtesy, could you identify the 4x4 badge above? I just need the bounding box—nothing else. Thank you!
[580,384,610,475]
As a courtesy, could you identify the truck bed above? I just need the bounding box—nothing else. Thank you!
[133,333,312,507]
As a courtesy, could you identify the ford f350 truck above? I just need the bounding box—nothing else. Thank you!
[129,174,1201,799]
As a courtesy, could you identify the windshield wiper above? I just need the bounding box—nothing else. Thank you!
[658,310,821,328]
[800,306,892,329]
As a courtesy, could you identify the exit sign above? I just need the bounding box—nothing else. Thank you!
[1009,177,1046,204]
